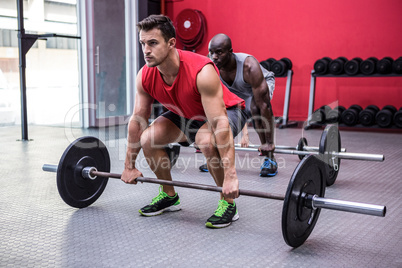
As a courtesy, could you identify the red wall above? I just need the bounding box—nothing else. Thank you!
[165,0,402,121]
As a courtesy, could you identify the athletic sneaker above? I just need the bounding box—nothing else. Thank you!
[205,199,239,228]
[194,143,202,153]
[199,163,208,172]
[260,157,278,177]
[139,186,181,216]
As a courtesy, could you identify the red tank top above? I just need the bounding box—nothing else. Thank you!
[141,49,245,120]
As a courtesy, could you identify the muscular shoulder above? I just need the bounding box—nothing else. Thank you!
[242,55,263,84]
[196,63,221,96]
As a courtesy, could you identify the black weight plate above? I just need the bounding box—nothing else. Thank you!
[350,104,363,113]
[311,109,325,124]
[329,58,346,75]
[57,136,110,208]
[360,58,376,75]
[337,56,348,63]
[271,60,286,76]
[326,106,344,123]
[260,60,271,71]
[280,57,293,70]
[314,59,330,75]
[366,105,380,113]
[341,107,359,126]
[319,125,341,186]
[383,105,397,114]
[282,155,326,248]
[392,57,402,74]
[359,109,376,126]
[376,110,393,128]
[394,110,402,128]
[297,137,308,161]
[266,58,276,64]
[344,59,360,75]
[377,57,393,74]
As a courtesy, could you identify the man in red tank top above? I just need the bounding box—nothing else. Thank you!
[121,15,247,228]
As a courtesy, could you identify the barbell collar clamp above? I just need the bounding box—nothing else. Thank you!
[82,166,98,180]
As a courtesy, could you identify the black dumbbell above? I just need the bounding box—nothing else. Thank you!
[392,57,402,74]
[260,60,271,71]
[360,57,378,75]
[271,58,292,77]
[261,58,276,71]
[311,105,331,124]
[344,57,363,76]
[326,106,346,123]
[341,105,363,126]
[359,105,380,126]
[329,57,348,75]
[376,105,397,128]
[280,57,293,70]
[314,57,332,75]
[377,57,394,74]
[394,107,402,128]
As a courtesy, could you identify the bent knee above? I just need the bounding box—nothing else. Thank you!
[140,129,155,152]
[195,134,217,157]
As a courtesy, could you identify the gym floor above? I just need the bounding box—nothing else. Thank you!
[0,124,401,267]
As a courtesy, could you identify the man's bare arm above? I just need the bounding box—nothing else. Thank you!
[197,63,239,198]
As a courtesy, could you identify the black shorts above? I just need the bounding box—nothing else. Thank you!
[161,106,248,146]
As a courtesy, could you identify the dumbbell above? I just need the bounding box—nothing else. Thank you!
[344,57,363,76]
[271,58,293,76]
[326,106,346,124]
[377,57,394,74]
[394,107,402,128]
[329,57,348,75]
[311,105,331,124]
[360,57,378,75]
[341,105,363,126]
[359,105,380,127]
[260,58,276,71]
[392,57,402,74]
[376,105,397,128]
[314,57,332,75]
[260,60,271,71]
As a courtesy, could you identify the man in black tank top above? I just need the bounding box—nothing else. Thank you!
[201,33,277,177]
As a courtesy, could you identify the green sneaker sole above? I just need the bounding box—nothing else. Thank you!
[138,203,181,217]
[205,213,239,228]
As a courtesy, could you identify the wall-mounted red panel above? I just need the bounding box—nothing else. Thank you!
[165,0,402,120]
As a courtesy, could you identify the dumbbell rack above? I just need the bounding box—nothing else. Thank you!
[276,70,298,128]
[304,70,402,130]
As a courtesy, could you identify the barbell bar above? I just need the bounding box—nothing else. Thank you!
[233,146,384,162]
[180,125,384,187]
[42,136,387,248]
[234,142,347,153]
[42,163,386,217]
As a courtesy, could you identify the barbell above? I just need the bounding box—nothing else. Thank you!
[173,125,385,186]
[42,136,386,248]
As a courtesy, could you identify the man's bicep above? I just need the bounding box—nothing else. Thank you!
[244,56,267,91]
[197,64,226,119]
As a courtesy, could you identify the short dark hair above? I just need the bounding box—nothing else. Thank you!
[137,14,176,42]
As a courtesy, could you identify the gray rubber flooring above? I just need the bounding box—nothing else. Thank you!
[0,124,401,267]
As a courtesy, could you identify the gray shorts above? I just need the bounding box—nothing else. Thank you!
[161,106,248,146]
